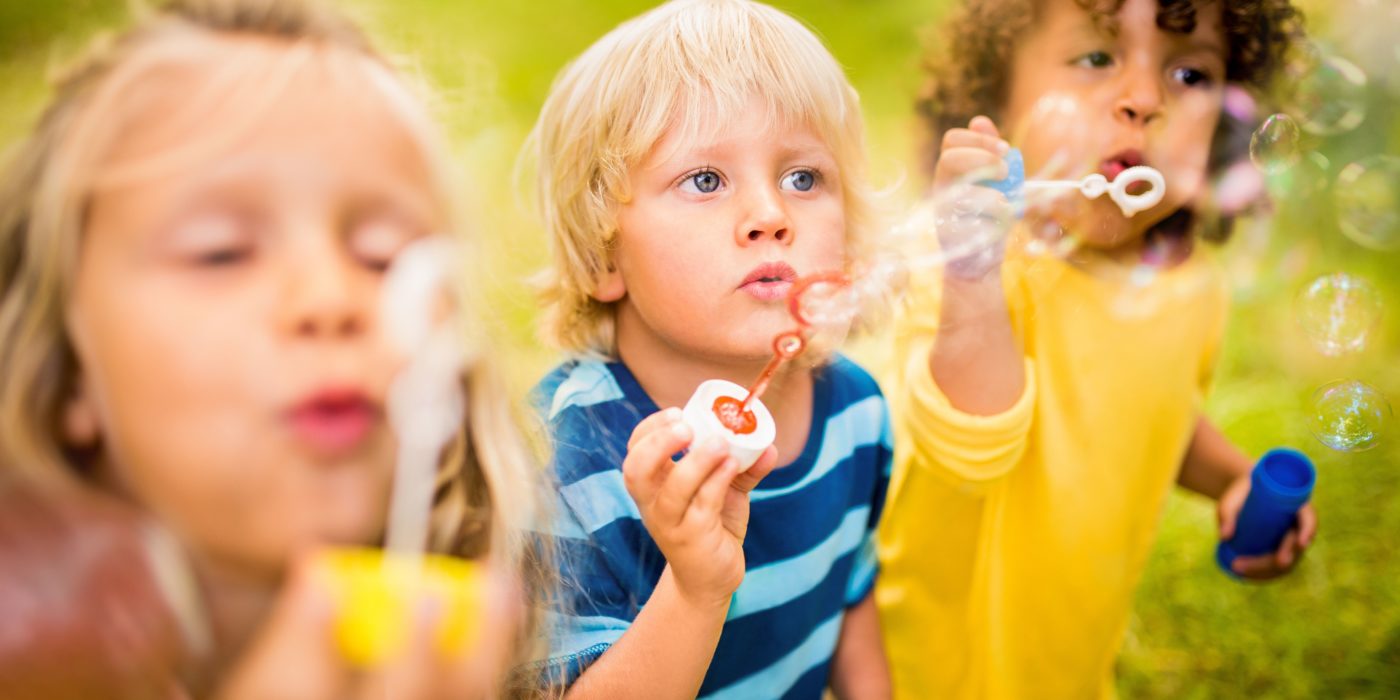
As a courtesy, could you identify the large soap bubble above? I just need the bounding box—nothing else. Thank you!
[1295,273,1383,356]
[1250,114,1302,175]
[1335,155,1400,251]
[1288,50,1368,136]
[1308,380,1392,452]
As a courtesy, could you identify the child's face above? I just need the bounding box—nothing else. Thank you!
[66,38,441,578]
[601,97,847,361]
[1002,0,1226,248]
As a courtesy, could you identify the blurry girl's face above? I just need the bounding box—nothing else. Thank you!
[66,37,442,579]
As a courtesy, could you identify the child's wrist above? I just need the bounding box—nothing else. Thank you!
[661,566,735,615]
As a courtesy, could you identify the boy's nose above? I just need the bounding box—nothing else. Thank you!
[737,186,792,245]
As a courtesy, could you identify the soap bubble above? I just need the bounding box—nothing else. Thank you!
[1295,273,1383,356]
[1288,51,1368,135]
[893,183,1015,277]
[1308,380,1392,452]
[1250,114,1302,175]
[791,273,859,328]
[1335,155,1400,251]
[1265,151,1331,204]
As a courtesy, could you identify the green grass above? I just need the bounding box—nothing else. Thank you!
[2,1,1397,696]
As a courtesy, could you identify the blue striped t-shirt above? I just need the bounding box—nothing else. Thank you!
[534,355,892,699]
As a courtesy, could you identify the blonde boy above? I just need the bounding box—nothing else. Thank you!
[528,1,892,698]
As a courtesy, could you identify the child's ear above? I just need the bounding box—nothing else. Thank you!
[62,376,101,449]
[592,260,626,303]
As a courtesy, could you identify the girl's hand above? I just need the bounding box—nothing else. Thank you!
[621,408,778,609]
[1217,474,1318,580]
[215,557,519,700]
[931,116,1015,280]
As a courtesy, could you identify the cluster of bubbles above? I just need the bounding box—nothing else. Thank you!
[1232,37,1396,454]
[1297,274,1392,452]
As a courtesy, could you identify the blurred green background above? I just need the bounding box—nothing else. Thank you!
[2,1,1397,696]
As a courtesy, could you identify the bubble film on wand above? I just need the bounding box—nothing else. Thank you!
[322,235,486,668]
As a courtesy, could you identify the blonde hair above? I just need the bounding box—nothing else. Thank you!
[528,0,877,356]
[0,0,554,692]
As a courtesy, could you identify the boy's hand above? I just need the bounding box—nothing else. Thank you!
[622,408,779,608]
[1217,474,1318,580]
[932,116,1015,279]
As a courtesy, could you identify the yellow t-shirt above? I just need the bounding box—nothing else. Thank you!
[875,244,1228,699]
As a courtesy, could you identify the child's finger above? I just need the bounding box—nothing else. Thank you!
[688,457,740,522]
[1296,504,1318,548]
[967,115,1003,140]
[622,419,692,503]
[729,445,779,494]
[1274,529,1299,569]
[627,407,684,451]
[357,594,442,700]
[654,437,729,525]
[1231,553,1281,580]
[936,148,1010,187]
[1216,478,1249,540]
[942,126,1008,157]
[216,557,347,699]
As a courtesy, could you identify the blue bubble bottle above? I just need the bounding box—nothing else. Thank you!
[1216,448,1316,576]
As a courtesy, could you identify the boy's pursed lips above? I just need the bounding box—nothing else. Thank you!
[738,260,798,302]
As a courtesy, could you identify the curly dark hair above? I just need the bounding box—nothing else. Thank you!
[917,0,1306,241]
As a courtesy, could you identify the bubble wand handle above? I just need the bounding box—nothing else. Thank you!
[983,147,1166,217]
[739,331,807,412]
[1216,448,1316,577]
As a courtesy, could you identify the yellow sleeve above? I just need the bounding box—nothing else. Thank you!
[890,266,1036,487]
[895,336,1036,485]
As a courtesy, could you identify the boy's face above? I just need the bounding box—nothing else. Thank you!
[67,39,439,580]
[599,97,847,363]
[1002,0,1226,249]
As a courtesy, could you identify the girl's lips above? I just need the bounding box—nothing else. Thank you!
[286,389,379,457]
[739,261,798,301]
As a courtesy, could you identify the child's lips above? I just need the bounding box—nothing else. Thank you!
[286,389,379,457]
[740,279,794,301]
[739,261,798,301]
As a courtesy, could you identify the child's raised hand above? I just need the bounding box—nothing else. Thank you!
[931,116,1016,279]
[1217,475,1319,580]
[934,116,1012,190]
[622,408,779,608]
[216,557,519,700]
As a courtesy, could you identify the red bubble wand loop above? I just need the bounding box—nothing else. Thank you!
[711,272,851,434]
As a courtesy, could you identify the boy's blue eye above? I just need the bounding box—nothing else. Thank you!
[781,169,818,192]
[681,170,722,194]
[1075,51,1114,69]
[1171,66,1212,87]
